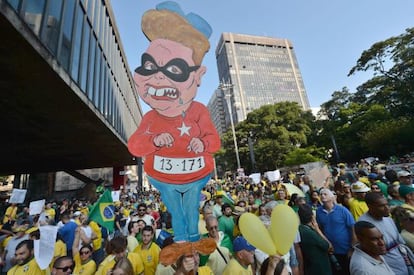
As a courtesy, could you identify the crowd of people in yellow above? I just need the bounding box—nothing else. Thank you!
[0,162,413,274]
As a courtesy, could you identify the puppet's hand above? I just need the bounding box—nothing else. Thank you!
[187,138,204,154]
[154,133,174,148]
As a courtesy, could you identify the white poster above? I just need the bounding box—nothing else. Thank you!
[111,190,121,202]
[9,189,27,204]
[265,170,281,182]
[34,225,57,270]
[249,173,261,184]
[29,199,45,215]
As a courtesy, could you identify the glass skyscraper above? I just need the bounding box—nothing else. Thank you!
[215,32,310,126]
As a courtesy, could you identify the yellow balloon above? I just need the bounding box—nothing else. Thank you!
[270,204,299,255]
[239,213,276,255]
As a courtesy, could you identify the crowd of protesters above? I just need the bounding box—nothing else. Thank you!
[0,160,413,274]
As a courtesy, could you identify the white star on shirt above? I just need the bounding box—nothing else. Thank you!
[177,122,191,136]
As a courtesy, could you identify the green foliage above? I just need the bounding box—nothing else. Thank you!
[216,102,324,174]
[284,146,324,166]
[316,27,414,162]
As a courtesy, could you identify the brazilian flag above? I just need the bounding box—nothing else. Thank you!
[89,190,115,233]
[216,189,234,207]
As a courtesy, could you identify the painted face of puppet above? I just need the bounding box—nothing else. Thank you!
[134,38,205,118]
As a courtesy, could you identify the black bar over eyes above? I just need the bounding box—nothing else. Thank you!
[134,53,199,82]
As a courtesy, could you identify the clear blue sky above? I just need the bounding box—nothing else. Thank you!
[110,1,413,109]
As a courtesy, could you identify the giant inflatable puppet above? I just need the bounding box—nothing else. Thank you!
[128,1,220,264]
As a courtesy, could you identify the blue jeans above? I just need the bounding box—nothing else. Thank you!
[148,175,210,242]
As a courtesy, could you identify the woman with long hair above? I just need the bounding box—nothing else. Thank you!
[110,257,134,275]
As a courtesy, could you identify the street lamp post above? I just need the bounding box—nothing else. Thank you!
[219,82,241,170]
[248,131,257,172]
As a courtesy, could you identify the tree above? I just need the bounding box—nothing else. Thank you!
[216,102,323,174]
[349,27,414,119]
[284,146,325,166]
[316,28,414,162]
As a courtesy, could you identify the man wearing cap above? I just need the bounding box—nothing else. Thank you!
[349,181,370,220]
[398,170,413,186]
[399,184,414,212]
[358,192,409,274]
[127,1,219,264]
[232,206,246,240]
[222,236,255,275]
[368,173,388,197]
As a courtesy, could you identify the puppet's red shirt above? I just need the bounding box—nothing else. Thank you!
[128,102,220,184]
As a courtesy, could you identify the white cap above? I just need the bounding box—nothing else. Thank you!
[398,170,411,178]
[351,181,370,193]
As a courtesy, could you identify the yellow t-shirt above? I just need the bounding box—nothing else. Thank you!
[3,205,17,223]
[73,252,97,275]
[123,208,131,218]
[348,198,369,221]
[7,257,47,275]
[198,266,214,275]
[222,258,253,275]
[96,252,144,275]
[50,240,67,268]
[89,221,102,250]
[134,242,161,275]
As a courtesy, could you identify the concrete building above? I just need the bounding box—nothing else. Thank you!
[0,0,143,197]
[212,32,310,131]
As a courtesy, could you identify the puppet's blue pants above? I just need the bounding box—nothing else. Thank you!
[147,175,210,242]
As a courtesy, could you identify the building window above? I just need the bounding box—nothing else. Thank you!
[87,0,94,22]
[70,3,84,82]
[87,35,96,100]
[93,47,102,108]
[79,22,90,92]
[58,0,76,70]
[23,0,46,36]
[93,0,100,36]
[6,0,21,11]
[99,62,106,114]
[42,0,63,55]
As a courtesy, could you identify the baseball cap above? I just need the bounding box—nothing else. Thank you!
[399,185,414,197]
[232,206,246,216]
[233,236,256,252]
[398,170,411,178]
[368,173,378,180]
[351,181,370,193]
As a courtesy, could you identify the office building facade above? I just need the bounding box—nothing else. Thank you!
[1,0,142,173]
[215,32,310,127]
[207,88,229,135]
[1,0,144,196]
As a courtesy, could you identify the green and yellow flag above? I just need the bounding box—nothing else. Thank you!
[88,190,115,233]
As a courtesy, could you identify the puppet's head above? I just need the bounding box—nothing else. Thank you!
[134,2,212,118]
